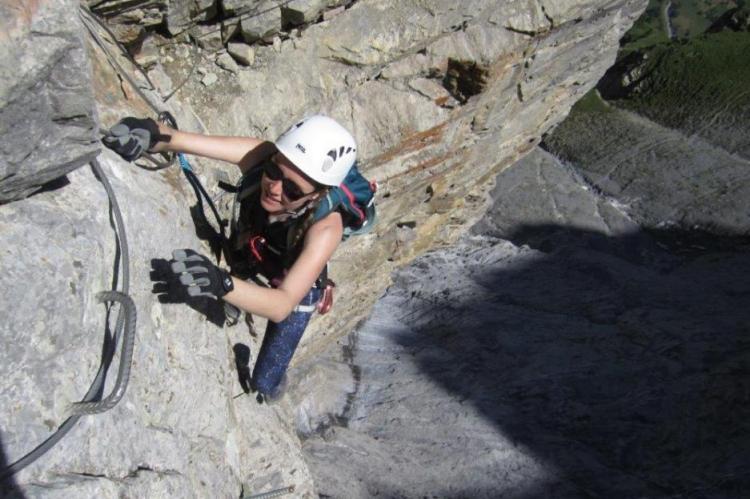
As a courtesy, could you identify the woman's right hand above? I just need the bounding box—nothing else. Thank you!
[104,116,269,171]
[102,117,169,161]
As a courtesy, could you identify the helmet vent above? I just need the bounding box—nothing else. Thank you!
[327,149,338,161]
[322,156,335,172]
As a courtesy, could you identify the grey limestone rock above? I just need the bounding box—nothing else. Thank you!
[202,72,220,86]
[222,0,259,16]
[0,0,99,204]
[302,147,750,497]
[190,24,225,52]
[281,0,347,26]
[166,0,218,35]
[239,0,283,43]
[227,42,256,65]
[88,1,167,44]
[0,154,316,497]
[147,63,175,99]
[216,52,241,73]
[133,36,161,68]
[1,0,651,496]
[498,0,552,34]
[472,147,639,239]
[93,0,218,37]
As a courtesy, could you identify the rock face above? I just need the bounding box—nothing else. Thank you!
[0,159,318,497]
[301,148,750,498]
[299,14,750,496]
[0,0,99,204]
[0,0,648,496]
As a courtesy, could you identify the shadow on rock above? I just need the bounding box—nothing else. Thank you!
[26,175,71,199]
[233,343,253,394]
[189,203,225,263]
[390,224,750,497]
[1,436,27,499]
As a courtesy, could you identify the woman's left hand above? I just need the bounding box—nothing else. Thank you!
[168,249,234,299]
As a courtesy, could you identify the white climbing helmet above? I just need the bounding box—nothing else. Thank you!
[274,115,357,186]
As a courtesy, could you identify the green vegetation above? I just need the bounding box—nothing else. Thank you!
[621,30,750,118]
[620,0,741,54]
[613,29,750,156]
[671,0,742,38]
[620,0,670,53]
[569,89,613,114]
[600,2,749,139]
[556,1,749,156]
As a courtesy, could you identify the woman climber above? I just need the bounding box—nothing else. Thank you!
[103,115,372,403]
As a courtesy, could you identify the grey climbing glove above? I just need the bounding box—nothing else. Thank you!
[169,249,234,299]
[102,117,168,161]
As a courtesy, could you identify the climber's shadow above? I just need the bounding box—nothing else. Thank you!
[233,343,253,394]
[0,435,26,498]
[189,203,225,262]
[150,258,226,327]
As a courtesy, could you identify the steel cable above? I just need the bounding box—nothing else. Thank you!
[0,159,135,479]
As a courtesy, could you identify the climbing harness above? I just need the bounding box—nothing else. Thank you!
[1,159,137,479]
[228,161,377,315]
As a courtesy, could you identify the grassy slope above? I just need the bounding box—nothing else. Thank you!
[622,0,741,52]
[670,0,743,38]
[619,0,669,53]
[541,3,750,230]
[569,1,750,157]
[615,30,750,156]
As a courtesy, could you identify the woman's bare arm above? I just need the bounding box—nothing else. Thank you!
[221,212,344,322]
[151,124,275,172]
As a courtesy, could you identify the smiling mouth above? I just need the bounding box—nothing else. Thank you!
[261,184,282,203]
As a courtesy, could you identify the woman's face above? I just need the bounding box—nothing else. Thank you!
[259,153,319,214]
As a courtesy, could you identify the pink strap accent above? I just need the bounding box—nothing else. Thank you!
[339,184,365,221]
[317,281,335,315]
[248,235,266,262]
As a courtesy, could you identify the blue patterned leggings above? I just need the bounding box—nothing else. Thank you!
[252,287,321,397]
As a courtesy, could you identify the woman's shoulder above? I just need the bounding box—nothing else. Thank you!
[305,210,344,242]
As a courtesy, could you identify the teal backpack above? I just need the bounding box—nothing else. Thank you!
[313,164,377,239]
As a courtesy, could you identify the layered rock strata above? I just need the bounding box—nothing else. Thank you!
[299,17,750,495]
[0,0,647,496]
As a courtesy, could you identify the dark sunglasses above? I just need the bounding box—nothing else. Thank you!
[261,159,312,202]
